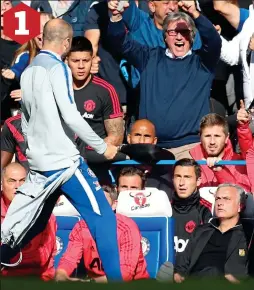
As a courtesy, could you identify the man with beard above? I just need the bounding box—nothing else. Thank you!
[172,159,212,255]
[190,113,251,191]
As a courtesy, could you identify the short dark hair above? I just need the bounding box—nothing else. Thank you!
[173,158,201,179]
[117,167,146,189]
[69,36,93,55]
[200,113,229,136]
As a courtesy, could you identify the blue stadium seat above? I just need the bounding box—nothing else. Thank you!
[55,216,80,268]
[132,217,175,279]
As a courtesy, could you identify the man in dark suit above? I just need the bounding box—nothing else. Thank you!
[174,183,252,283]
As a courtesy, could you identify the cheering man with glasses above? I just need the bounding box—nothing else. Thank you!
[107,0,221,160]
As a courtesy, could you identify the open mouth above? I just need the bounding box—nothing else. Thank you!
[175,42,184,47]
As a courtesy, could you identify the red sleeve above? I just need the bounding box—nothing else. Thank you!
[246,145,254,193]
[214,166,251,192]
[40,215,57,281]
[57,221,84,276]
[119,219,143,281]
[237,123,253,159]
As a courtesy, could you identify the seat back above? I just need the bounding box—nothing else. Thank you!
[116,188,172,217]
[55,216,80,268]
[199,187,216,213]
[53,195,80,216]
[132,217,175,278]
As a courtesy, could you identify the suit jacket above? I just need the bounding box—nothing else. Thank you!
[175,218,250,278]
[220,5,254,109]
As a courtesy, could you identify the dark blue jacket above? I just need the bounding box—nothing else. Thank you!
[108,14,221,148]
[30,0,92,36]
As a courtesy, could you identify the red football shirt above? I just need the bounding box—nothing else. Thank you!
[1,195,57,281]
[57,214,149,281]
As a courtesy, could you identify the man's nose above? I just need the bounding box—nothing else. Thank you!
[179,178,185,186]
[168,2,177,12]
[176,33,183,39]
[78,61,84,68]
[210,137,215,144]
[140,136,146,143]
[15,181,21,189]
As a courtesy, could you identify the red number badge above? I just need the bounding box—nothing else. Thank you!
[3,3,40,45]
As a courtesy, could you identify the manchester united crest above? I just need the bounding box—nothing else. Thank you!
[185,220,196,234]
[84,100,96,112]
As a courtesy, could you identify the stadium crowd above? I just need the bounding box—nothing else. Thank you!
[1,0,254,284]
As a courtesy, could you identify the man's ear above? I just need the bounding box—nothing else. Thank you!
[196,177,202,187]
[153,137,158,145]
[148,1,155,13]
[112,200,117,211]
[127,134,131,144]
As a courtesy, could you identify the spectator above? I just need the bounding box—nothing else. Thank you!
[236,100,253,158]
[55,185,149,282]
[127,119,157,145]
[172,159,212,255]
[67,36,124,184]
[109,0,201,50]
[1,163,56,280]
[198,0,246,117]
[236,100,254,193]
[174,183,250,282]
[1,114,28,170]
[219,2,254,109]
[1,12,54,82]
[84,1,129,106]
[117,166,146,193]
[190,113,251,191]
[30,0,93,37]
[107,1,221,159]
[1,0,20,123]
[112,119,174,198]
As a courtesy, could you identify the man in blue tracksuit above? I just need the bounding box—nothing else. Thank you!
[1,18,122,281]
[107,0,221,159]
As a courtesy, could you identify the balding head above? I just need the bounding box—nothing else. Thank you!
[2,163,27,203]
[42,19,73,57]
[127,119,157,145]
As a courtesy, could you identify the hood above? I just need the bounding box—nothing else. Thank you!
[190,139,234,160]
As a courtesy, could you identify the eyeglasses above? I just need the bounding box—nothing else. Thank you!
[166,29,192,36]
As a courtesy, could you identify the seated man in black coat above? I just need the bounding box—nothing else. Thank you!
[174,183,252,283]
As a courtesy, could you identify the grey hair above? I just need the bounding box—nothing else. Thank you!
[162,12,197,45]
[216,183,246,204]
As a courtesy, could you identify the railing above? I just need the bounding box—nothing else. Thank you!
[114,160,247,165]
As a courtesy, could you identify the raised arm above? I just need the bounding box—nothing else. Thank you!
[179,1,221,72]
[107,3,151,73]
[108,0,148,32]
[213,0,241,29]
